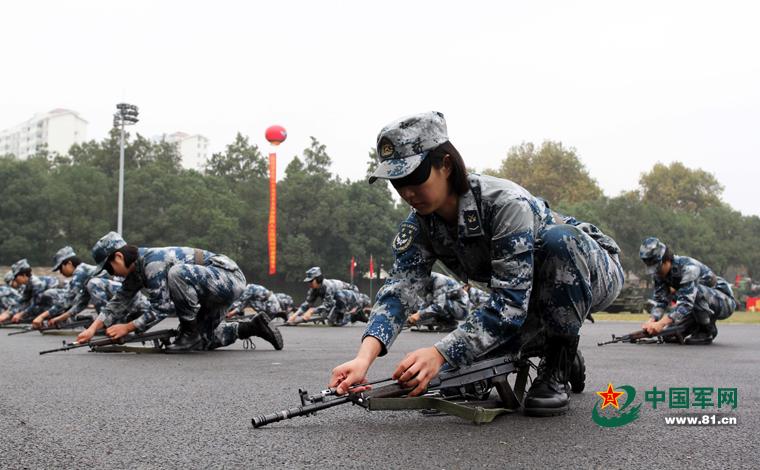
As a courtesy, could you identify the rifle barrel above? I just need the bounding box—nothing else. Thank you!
[252,395,352,428]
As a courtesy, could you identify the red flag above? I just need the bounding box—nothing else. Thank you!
[350,256,355,278]
[369,255,374,278]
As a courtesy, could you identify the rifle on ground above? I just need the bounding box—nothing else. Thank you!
[597,317,695,346]
[7,318,94,336]
[0,322,31,330]
[39,328,178,355]
[252,354,533,428]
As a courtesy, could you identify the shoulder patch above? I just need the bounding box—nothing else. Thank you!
[393,221,418,253]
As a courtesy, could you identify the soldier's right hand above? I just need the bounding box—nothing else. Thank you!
[0,312,9,324]
[76,327,97,344]
[329,357,371,395]
[32,315,45,329]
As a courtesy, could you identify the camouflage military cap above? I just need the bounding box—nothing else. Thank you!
[11,259,31,277]
[92,231,127,274]
[3,271,13,284]
[639,237,667,274]
[369,111,448,184]
[303,266,322,282]
[52,246,76,271]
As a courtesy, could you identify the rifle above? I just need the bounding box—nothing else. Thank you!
[7,318,94,336]
[0,322,31,330]
[38,328,178,355]
[252,354,533,428]
[597,317,695,346]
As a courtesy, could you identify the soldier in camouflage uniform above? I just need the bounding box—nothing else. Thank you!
[227,283,283,320]
[639,237,736,345]
[464,283,490,312]
[275,292,295,316]
[287,267,364,326]
[330,111,624,416]
[76,232,283,353]
[0,271,21,316]
[406,272,469,332]
[0,259,59,324]
[30,246,101,328]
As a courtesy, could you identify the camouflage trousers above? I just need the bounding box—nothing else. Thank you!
[526,224,625,339]
[166,263,246,350]
[691,284,737,324]
[257,295,282,318]
[327,290,365,326]
[418,303,464,327]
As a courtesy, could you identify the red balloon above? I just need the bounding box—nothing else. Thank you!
[265,125,287,145]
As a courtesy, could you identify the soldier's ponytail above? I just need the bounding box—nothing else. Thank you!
[428,141,469,196]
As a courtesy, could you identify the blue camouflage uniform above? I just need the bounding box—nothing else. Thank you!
[275,293,295,313]
[293,278,360,326]
[650,256,735,324]
[95,238,246,349]
[415,273,470,325]
[46,263,107,319]
[230,283,282,318]
[363,173,625,367]
[13,275,60,319]
[465,284,490,312]
[0,285,21,312]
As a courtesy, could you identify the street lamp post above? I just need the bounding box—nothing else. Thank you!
[113,103,139,235]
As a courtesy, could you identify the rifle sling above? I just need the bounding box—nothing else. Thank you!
[367,396,516,424]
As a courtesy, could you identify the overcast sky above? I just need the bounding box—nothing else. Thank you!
[2,1,758,215]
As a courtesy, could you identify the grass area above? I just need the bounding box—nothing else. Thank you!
[594,310,760,324]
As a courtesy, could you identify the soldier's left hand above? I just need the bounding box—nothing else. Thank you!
[106,322,135,340]
[393,347,446,396]
[11,313,25,323]
[407,312,421,325]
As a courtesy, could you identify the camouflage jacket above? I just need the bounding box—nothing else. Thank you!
[231,283,276,314]
[47,263,104,317]
[297,279,358,314]
[363,173,620,366]
[13,275,59,314]
[466,285,491,311]
[0,286,21,311]
[651,255,734,321]
[416,273,470,321]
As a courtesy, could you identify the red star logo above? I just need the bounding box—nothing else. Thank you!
[596,383,625,409]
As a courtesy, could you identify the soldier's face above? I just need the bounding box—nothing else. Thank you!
[395,164,451,216]
[60,262,75,277]
[108,252,131,277]
[16,274,30,285]
[309,279,319,289]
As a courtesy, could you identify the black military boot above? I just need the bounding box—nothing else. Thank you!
[523,335,579,417]
[237,313,284,350]
[685,324,715,345]
[165,319,202,353]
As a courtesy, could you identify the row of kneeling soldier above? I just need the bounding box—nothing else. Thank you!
[0,110,740,420]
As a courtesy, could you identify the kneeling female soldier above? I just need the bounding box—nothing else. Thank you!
[330,112,624,416]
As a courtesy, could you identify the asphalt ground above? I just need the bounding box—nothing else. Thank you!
[1,319,757,469]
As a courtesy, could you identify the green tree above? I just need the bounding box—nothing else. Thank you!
[205,132,267,181]
[485,141,602,205]
[638,162,724,212]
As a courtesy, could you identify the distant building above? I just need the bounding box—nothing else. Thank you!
[156,132,210,170]
[0,109,88,159]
